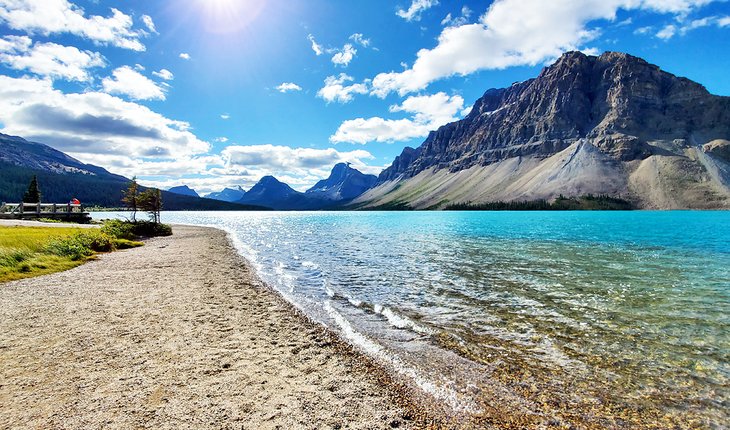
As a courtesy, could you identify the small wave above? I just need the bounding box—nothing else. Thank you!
[324,301,481,414]
[374,305,434,335]
[301,260,318,269]
[345,295,363,307]
[324,279,335,298]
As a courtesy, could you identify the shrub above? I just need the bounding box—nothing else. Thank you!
[100,219,172,238]
[131,221,172,237]
[101,219,137,240]
[45,231,116,261]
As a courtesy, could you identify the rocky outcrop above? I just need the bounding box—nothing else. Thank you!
[380,51,730,181]
[703,139,730,163]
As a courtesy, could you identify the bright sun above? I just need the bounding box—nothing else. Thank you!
[196,0,266,34]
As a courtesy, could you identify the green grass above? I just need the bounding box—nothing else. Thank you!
[0,224,144,283]
[0,220,173,283]
[0,226,90,282]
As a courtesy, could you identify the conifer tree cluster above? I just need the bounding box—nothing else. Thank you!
[122,177,162,223]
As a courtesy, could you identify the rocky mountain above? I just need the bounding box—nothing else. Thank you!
[236,176,320,210]
[305,163,377,201]
[0,133,266,210]
[168,185,199,198]
[355,51,730,209]
[237,164,378,210]
[205,186,246,202]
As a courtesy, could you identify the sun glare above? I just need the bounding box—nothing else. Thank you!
[196,0,266,34]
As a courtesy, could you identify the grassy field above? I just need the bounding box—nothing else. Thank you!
[0,225,143,283]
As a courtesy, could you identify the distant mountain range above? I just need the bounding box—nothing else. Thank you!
[2,51,729,210]
[232,163,377,210]
[355,51,730,209]
[205,186,246,202]
[0,133,266,211]
[173,163,377,210]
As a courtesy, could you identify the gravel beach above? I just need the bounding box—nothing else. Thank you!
[0,225,430,429]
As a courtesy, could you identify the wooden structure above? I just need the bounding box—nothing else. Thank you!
[0,202,92,223]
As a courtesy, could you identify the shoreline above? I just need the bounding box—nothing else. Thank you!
[0,225,458,429]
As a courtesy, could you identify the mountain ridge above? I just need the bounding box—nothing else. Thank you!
[357,51,730,209]
[0,133,267,210]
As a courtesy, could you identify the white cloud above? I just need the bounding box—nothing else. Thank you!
[223,145,374,171]
[317,73,369,103]
[373,0,722,97]
[141,14,157,34]
[331,92,464,144]
[218,144,379,190]
[0,75,209,167]
[397,0,439,22]
[441,6,472,26]
[0,34,31,52]
[349,33,371,47]
[0,37,105,81]
[220,113,230,120]
[102,66,166,101]
[276,82,302,93]
[634,25,653,34]
[214,137,229,143]
[133,63,145,71]
[307,34,323,55]
[76,153,222,179]
[179,52,190,60]
[152,68,174,80]
[655,15,730,39]
[0,0,146,51]
[331,43,357,66]
[636,0,715,14]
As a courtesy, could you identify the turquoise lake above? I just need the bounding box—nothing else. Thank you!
[94,210,729,427]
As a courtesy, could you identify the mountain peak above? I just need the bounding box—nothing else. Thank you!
[168,185,199,198]
[362,51,730,210]
[379,50,729,183]
[306,163,377,201]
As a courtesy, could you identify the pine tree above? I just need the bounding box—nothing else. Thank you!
[139,188,162,223]
[121,176,139,222]
[23,175,41,203]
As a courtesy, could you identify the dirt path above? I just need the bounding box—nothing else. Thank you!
[0,225,420,429]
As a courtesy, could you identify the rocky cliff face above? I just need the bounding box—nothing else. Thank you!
[306,163,377,201]
[361,51,730,209]
[379,51,730,181]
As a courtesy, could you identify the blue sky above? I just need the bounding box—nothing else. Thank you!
[0,0,729,194]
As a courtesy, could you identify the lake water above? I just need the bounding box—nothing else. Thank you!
[93,210,729,427]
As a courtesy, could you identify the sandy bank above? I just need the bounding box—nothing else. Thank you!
[0,225,428,429]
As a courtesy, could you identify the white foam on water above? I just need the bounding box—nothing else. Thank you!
[376,305,434,335]
[345,295,363,307]
[324,301,481,414]
[302,260,318,269]
[324,279,335,298]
